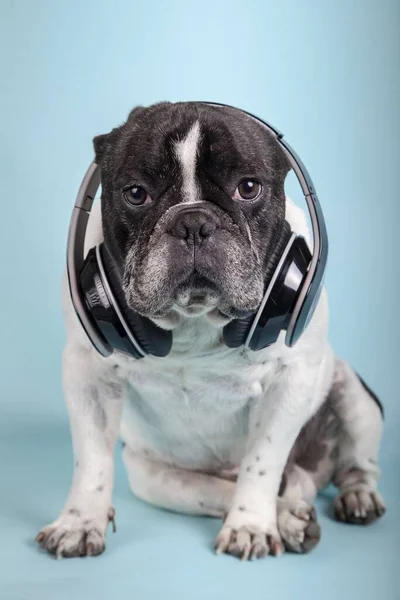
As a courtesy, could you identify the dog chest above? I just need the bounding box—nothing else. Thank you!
[117,354,282,468]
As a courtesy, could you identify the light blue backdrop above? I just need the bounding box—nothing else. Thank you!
[1,1,399,599]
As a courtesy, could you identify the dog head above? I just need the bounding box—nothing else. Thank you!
[94,102,290,327]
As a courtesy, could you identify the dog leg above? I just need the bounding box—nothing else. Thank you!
[36,345,124,558]
[331,359,386,524]
[123,446,234,517]
[124,446,323,554]
[214,354,329,561]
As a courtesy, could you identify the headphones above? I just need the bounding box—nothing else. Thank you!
[67,102,328,359]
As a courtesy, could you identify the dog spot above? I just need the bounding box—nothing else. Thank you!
[121,441,126,449]
[246,466,252,473]
[255,421,260,429]
[256,455,260,462]
[290,396,340,473]
[199,501,205,508]
[259,470,266,476]
[276,359,288,374]
[83,519,92,526]
[75,460,79,468]
[238,506,246,511]
[266,435,272,443]
[98,471,104,477]
[97,485,104,492]
[69,508,80,516]
[297,442,327,473]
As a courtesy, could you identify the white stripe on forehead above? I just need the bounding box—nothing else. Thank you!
[174,120,201,203]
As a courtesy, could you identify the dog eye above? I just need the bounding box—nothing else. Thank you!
[123,185,151,206]
[233,179,262,201]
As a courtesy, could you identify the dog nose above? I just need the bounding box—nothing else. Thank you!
[169,207,219,244]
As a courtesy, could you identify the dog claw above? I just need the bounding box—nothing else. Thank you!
[35,531,46,544]
[108,507,117,533]
[214,538,226,555]
[241,544,251,561]
[86,542,95,556]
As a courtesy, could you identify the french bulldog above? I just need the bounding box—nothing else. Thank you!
[36,101,385,560]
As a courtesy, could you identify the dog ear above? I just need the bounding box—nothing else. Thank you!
[93,106,147,163]
[126,105,146,122]
[93,128,119,164]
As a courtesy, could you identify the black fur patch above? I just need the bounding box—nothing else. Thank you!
[288,398,340,473]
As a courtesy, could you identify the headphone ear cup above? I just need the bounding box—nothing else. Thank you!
[78,248,113,354]
[80,247,146,358]
[247,236,312,351]
[99,244,172,358]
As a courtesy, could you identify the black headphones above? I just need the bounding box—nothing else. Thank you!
[67,102,328,359]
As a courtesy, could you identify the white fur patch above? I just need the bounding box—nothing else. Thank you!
[174,121,201,203]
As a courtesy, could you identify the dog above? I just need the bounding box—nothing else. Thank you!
[36,101,385,560]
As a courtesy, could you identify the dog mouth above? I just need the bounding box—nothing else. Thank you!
[172,273,256,320]
[173,274,220,316]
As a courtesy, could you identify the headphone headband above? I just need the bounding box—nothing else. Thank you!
[67,102,328,355]
[67,162,111,355]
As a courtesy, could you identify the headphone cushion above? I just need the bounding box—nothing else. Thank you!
[222,314,254,349]
[99,244,172,357]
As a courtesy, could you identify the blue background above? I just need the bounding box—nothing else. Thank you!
[1,0,399,598]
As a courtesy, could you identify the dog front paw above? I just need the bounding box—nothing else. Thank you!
[214,509,283,561]
[36,507,116,558]
[278,501,321,553]
[214,524,283,561]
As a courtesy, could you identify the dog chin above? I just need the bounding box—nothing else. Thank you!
[125,279,258,331]
[150,305,230,331]
[150,301,257,331]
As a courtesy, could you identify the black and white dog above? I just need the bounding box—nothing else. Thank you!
[36,102,385,560]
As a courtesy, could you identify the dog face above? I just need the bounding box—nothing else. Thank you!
[94,102,290,324]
